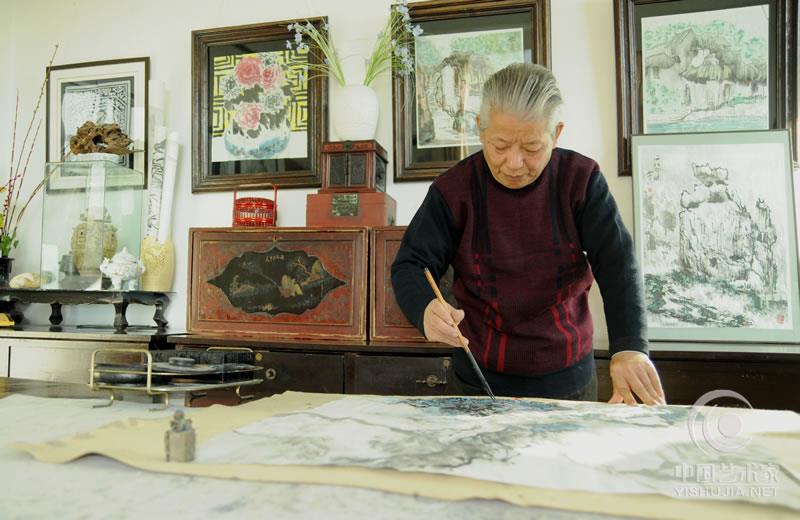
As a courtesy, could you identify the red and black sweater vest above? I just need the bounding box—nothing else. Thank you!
[433,149,596,376]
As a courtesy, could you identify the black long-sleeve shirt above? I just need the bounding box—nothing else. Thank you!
[391,149,648,396]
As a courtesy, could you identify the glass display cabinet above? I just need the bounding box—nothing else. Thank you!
[41,160,145,291]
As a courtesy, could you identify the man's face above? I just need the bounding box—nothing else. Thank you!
[478,110,563,189]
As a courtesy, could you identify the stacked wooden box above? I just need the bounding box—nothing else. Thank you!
[306,140,396,227]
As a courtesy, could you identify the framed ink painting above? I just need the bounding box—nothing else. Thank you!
[632,130,800,343]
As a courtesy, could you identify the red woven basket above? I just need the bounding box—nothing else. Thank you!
[232,184,278,227]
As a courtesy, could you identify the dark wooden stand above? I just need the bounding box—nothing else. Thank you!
[0,289,170,332]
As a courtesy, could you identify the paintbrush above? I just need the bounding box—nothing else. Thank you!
[423,268,496,401]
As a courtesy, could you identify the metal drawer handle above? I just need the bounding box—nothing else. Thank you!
[265,368,277,380]
[416,375,445,388]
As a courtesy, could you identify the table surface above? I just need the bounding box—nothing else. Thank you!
[0,378,616,520]
[4,378,799,520]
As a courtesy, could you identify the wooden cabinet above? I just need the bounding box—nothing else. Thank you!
[595,347,800,412]
[172,335,466,405]
[188,227,369,342]
[345,354,474,396]
[254,351,344,395]
[187,349,345,407]
[173,335,800,412]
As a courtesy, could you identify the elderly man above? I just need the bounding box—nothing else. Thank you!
[391,63,665,405]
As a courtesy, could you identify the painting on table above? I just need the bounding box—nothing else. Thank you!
[12,391,800,517]
[198,393,800,511]
[632,130,800,342]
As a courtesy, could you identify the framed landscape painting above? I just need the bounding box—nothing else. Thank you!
[632,130,800,343]
[192,20,328,192]
[414,27,524,150]
[614,0,796,175]
[393,0,550,182]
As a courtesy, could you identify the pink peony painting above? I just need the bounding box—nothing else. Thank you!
[217,52,294,160]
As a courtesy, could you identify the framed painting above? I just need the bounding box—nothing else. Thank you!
[188,227,368,342]
[615,0,797,176]
[632,130,800,343]
[192,20,328,192]
[393,0,550,182]
[46,57,149,188]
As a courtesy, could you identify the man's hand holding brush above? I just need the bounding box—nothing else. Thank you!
[423,298,468,348]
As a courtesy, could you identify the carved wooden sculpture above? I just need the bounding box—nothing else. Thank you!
[69,121,134,155]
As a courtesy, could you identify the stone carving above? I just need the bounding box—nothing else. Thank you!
[69,121,133,155]
[9,272,46,289]
[165,410,195,463]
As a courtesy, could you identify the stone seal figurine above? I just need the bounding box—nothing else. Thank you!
[165,410,195,463]
[100,247,145,290]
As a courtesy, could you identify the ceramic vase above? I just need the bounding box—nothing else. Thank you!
[332,84,379,140]
[0,257,13,287]
[332,40,379,140]
[140,236,175,292]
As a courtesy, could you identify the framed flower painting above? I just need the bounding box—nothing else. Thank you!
[192,20,328,192]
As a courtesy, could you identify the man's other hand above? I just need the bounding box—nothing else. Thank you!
[608,351,666,406]
[423,299,467,347]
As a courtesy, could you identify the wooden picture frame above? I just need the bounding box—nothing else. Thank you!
[191,20,328,192]
[614,0,797,176]
[188,227,367,342]
[46,57,149,189]
[631,129,800,343]
[392,0,550,182]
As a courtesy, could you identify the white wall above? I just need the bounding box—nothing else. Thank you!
[0,5,15,202]
[1,0,624,344]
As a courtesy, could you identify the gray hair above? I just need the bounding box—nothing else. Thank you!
[478,63,563,135]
